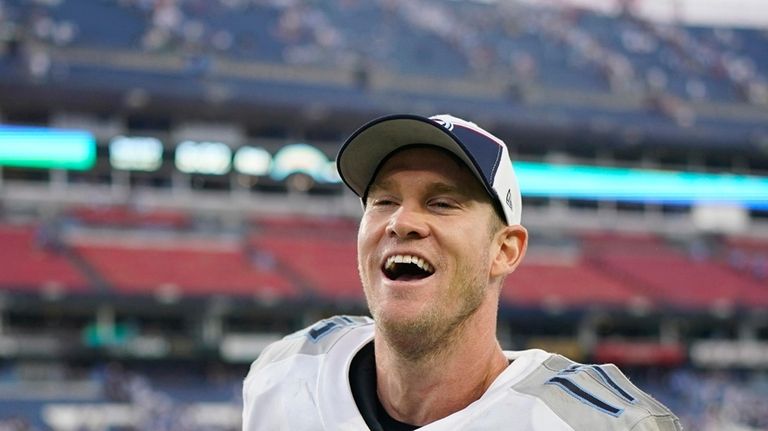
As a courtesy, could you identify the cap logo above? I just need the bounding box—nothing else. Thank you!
[433,117,454,131]
[506,189,514,212]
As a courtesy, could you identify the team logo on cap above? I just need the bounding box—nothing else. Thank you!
[432,117,454,131]
[506,189,514,212]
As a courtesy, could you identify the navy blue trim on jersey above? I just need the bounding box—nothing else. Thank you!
[560,364,581,374]
[590,365,637,404]
[307,316,356,343]
[558,364,637,405]
[546,376,624,417]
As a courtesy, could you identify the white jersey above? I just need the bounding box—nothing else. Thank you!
[242,316,681,431]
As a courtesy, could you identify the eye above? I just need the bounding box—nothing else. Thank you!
[370,197,398,207]
[428,198,459,210]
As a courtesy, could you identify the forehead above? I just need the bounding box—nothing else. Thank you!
[369,146,485,195]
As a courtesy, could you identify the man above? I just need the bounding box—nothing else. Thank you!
[242,114,681,430]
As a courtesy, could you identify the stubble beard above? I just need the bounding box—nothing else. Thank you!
[362,256,489,363]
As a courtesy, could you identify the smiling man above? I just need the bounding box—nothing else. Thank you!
[242,114,682,430]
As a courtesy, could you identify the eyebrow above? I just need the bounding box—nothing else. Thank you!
[425,182,467,197]
[367,178,474,200]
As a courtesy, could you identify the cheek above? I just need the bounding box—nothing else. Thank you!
[357,218,372,253]
[357,217,381,270]
[453,231,494,273]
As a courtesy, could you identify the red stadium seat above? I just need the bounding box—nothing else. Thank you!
[0,224,88,293]
[502,260,648,309]
[252,235,363,302]
[69,205,191,229]
[73,238,297,300]
[584,233,768,310]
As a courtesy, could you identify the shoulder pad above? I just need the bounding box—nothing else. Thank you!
[252,315,373,367]
[287,315,374,344]
[515,355,682,430]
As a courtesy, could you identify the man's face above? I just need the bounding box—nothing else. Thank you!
[357,146,502,359]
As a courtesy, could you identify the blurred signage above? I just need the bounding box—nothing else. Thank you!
[43,404,137,431]
[322,160,342,183]
[692,203,749,234]
[0,334,64,356]
[517,161,768,209]
[175,140,232,174]
[233,146,272,176]
[0,124,96,170]
[220,333,283,362]
[82,322,137,347]
[593,340,685,366]
[109,136,163,171]
[43,403,240,430]
[691,340,768,368]
[270,143,339,183]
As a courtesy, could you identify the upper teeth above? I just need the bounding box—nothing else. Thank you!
[385,255,434,274]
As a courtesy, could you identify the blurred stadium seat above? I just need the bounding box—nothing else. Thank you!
[72,238,297,299]
[0,224,87,294]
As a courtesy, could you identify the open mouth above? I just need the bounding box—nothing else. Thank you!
[382,254,435,281]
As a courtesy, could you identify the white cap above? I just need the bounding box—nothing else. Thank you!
[336,113,522,225]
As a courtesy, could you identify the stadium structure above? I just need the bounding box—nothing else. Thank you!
[0,0,767,429]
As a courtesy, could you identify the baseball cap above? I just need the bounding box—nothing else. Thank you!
[336,113,522,225]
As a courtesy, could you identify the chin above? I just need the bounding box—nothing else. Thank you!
[374,308,451,361]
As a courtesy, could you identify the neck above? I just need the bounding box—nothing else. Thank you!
[373,303,508,426]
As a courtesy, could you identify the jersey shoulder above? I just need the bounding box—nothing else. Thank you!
[243,316,373,430]
[512,354,682,431]
[248,315,373,372]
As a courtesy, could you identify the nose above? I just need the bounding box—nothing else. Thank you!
[385,204,430,239]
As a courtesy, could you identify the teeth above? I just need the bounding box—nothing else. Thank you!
[385,254,434,274]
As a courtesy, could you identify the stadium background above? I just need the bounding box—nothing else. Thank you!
[0,0,767,429]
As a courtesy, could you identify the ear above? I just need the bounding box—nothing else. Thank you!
[490,225,528,279]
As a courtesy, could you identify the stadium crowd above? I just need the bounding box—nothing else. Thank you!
[1,0,766,109]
